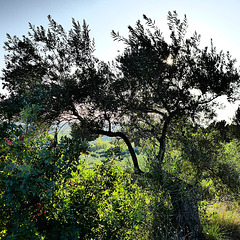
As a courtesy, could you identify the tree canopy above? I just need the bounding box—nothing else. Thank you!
[1,15,143,172]
[111,11,240,163]
[1,11,240,173]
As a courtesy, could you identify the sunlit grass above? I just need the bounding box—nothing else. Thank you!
[202,201,240,240]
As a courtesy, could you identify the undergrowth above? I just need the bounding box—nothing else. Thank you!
[201,201,240,240]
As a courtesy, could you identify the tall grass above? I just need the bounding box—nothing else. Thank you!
[202,202,240,240]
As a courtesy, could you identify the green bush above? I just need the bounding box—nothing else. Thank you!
[0,130,151,239]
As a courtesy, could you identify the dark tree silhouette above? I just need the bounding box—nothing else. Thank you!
[112,11,239,166]
[1,15,143,173]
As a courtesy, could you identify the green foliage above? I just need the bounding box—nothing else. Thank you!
[215,140,240,195]
[0,121,23,141]
[19,104,43,133]
[60,135,89,159]
[175,127,221,183]
[0,128,151,239]
[1,11,240,240]
[0,130,80,237]
[1,116,240,239]
[70,122,97,143]
[164,122,240,198]
[141,122,240,239]
[0,94,26,123]
[60,163,151,239]
[90,136,114,152]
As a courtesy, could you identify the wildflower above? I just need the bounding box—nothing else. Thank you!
[69,182,76,186]
[5,138,12,146]
[19,135,24,141]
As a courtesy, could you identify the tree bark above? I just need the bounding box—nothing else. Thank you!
[71,108,143,173]
[168,178,204,240]
[157,117,171,165]
[94,129,143,174]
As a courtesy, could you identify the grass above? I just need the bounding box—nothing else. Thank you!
[202,201,240,240]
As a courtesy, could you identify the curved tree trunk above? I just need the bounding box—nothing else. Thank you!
[94,129,143,174]
[71,107,143,174]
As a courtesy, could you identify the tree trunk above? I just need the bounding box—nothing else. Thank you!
[157,117,171,164]
[94,129,143,174]
[168,178,204,240]
[71,108,143,174]
[156,116,204,239]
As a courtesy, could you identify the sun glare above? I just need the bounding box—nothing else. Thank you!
[166,56,173,65]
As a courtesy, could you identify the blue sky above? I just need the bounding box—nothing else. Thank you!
[1,0,240,120]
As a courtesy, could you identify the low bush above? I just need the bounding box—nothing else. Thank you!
[0,131,151,239]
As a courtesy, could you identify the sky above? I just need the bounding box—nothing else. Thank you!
[0,0,240,121]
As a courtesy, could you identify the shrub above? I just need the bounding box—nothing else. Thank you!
[0,130,151,239]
